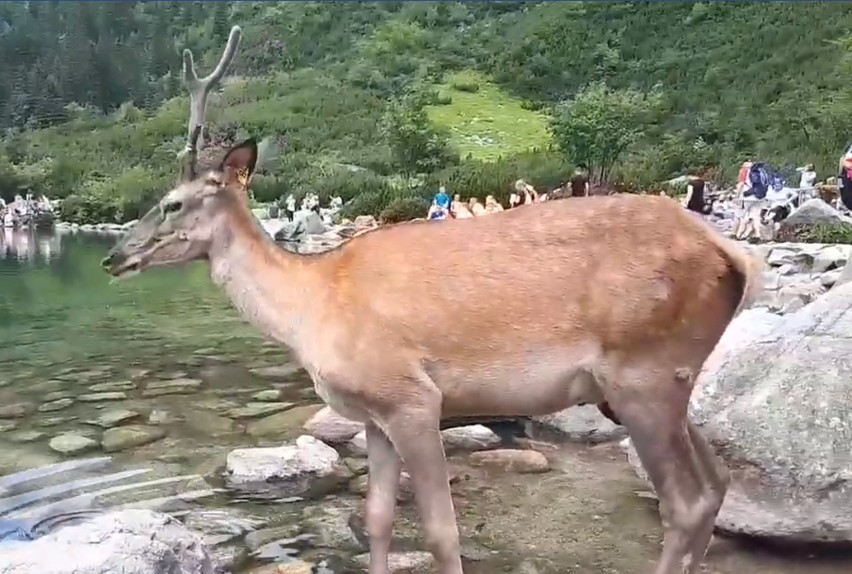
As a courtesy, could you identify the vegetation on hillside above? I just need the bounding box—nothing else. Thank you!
[1,1,851,224]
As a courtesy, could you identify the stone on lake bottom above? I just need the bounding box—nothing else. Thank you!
[101,425,166,452]
[49,433,99,456]
[441,424,501,451]
[142,378,203,397]
[38,398,75,413]
[226,402,294,420]
[251,389,282,402]
[77,392,128,402]
[249,364,303,380]
[0,403,33,419]
[85,409,140,429]
[303,406,365,444]
[87,380,136,393]
[7,430,45,443]
[246,561,313,574]
[469,449,550,474]
[246,404,324,438]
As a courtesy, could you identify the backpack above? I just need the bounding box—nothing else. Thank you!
[746,163,770,199]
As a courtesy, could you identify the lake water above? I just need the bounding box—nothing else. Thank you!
[1,228,850,574]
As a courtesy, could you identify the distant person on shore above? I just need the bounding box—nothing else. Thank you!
[484,195,504,213]
[427,199,449,220]
[570,167,590,198]
[469,197,487,216]
[797,163,817,191]
[284,194,296,221]
[683,175,708,215]
[839,155,852,211]
[434,186,451,212]
[514,179,538,205]
[451,197,474,219]
[508,191,521,208]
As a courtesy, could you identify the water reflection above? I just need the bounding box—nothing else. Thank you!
[0,228,63,263]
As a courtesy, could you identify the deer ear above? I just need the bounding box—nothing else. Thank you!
[219,138,258,190]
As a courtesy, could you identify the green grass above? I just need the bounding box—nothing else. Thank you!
[426,71,552,162]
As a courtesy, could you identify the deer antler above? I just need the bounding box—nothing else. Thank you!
[179,25,242,181]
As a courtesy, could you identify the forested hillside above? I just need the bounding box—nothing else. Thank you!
[1,1,852,224]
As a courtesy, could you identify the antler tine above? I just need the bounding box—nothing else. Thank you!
[179,25,243,180]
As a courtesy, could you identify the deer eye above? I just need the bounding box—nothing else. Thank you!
[163,201,183,214]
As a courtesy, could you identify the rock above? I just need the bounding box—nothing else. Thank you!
[353,551,433,573]
[533,404,627,443]
[441,424,501,450]
[85,408,140,429]
[348,430,368,456]
[766,247,803,268]
[677,281,852,542]
[251,389,282,402]
[7,430,45,443]
[225,435,343,494]
[77,392,128,402]
[836,258,852,287]
[243,524,303,552]
[784,199,852,228]
[0,403,33,419]
[812,245,849,273]
[43,391,72,402]
[48,433,98,455]
[0,509,212,574]
[38,398,75,413]
[142,378,203,397]
[246,404,324,438]
[353,214,378,230]
[226,402,294,420]
[184,410,234,435]
[303,406,365,444]
[468,449,550,474]
[0,421,18,432]
[102,425,166,452]
[88,380,136,392]
[246,560,313,574]
[148,409,173,425]
[349,471,414,503]
[301,503,362,550]
[249,364,302,380]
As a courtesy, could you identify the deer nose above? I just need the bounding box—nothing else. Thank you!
[100,252,116,270]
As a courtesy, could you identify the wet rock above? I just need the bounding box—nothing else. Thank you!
[534,404,627,443]
[102,425,166,452]
[180,508,267,548]
[226,402,294,420]
[303,406,365,444]
[0,421,18,432]
[86,408,140,429]
[49,433,99,456]
[184,410,233,435]
[301,502,362,550]
[469,449,550,474]
[43,391,72,402]
[36,416,78,428]
[246,404,324,438]
[225,435,343,495]
[7,430,45,443]
[243,523,303,552]
[147,409,173,425]
[812,245,848,273]
[252,389,282,402]
[38,398,75,413]
[0,509,212,574]
[353,551,433,573]
[0,403,33,419]
[441,424,501,450]
[349,471,414,503]
[88,380,136,392]
[77,392,128,402]
[821,269,842,288]
[249,364,302,380]
[142,378,203,397]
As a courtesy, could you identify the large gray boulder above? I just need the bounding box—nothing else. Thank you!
[0,509,212,574]
[686,283,852,542]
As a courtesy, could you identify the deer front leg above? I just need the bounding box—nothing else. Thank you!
[376,381,463,574]
[365,421,402,574]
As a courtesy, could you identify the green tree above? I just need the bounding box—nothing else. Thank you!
[382,94,457,175]
[549,82,662,183]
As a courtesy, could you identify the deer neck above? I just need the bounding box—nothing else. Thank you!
[207,207,321,353]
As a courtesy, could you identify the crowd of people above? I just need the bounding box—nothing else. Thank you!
[426,168,591,220]
[0,193,54,228]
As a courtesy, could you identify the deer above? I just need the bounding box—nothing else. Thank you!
[101,25,762,574]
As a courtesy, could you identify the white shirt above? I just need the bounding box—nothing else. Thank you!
[798,170,816,189]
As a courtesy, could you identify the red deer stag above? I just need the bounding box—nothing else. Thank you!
[102,25,762,574]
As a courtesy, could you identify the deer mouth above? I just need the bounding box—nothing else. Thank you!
[101,252,146,279]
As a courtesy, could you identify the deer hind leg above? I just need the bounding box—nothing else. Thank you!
[365,421,402,574]
[607,367,725,574]
[372,376,463,574]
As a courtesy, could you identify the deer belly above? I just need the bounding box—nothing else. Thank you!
[312,375,372,423]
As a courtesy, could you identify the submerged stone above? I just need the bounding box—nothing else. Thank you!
[38,398,75,413]
[85,408,140,429]
[101,425,166,452]
[49,432,99,456]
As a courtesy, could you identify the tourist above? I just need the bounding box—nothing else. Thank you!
[683,175,709,216]
[451,197,474,219]
[840,155,852,211]
[484,196,504,213]
[427,199,449,220]
[469,197,487,216]
[434,186,450,211]
[569,166,590,198]
[514,179,538,205]
[797,163,817,191]
[284,193,296,221]
[508,191,521,208]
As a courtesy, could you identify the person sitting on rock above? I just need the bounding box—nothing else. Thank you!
[683,175,709,216]
[469,197,487,216]
[484,195,504,213]
[514,179,538,205]
[427,199,449,221]
[451,197,474,219]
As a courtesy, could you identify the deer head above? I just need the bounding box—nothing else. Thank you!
[101,139,258,278]
[102,25,246,279]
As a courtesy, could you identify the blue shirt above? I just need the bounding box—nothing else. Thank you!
[434,192,450,209]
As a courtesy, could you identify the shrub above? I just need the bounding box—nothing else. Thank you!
[379,196,429,223]
[451,79,480,93]
[779,222,852,244]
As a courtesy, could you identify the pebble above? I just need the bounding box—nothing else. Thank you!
[142,378,202,397]
[85,408,140,429]
[251,389,282,402]
[304,406,365,444]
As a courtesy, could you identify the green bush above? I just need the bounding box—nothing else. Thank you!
[780,222,852,244]
[451,79,480,93]
[379,196,429,223]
